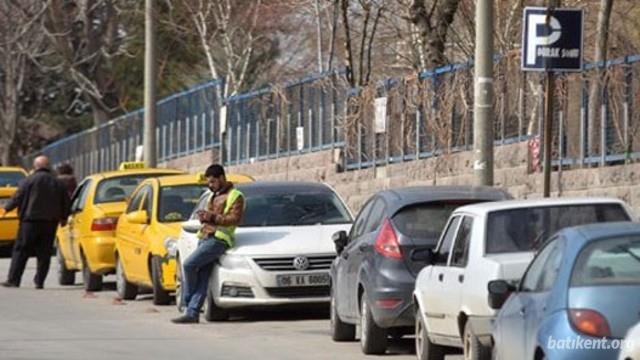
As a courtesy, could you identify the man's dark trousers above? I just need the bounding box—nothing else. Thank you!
[7,221,58,287]
[181,237,228,318]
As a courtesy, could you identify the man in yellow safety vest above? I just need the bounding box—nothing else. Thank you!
[172,164,245,324]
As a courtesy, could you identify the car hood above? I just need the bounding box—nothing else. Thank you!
[0,187,17,198]
[485,252,535,281]
[227,224,352,256]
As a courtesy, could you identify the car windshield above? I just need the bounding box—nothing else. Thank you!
[95,174,172,204]
[158,185,207,223]
[486,204,630,254]
[571,236,640,286]
[0,171,25,187]
[393,202,478,246]
[241,190,352,227]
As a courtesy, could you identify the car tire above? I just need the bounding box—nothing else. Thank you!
[203,288,229,322]
[360,292,387,355]
[330,285,356,341]
[81,252,102,291]
[463,321,491,360]
[175,257,184,312]
[115,255,138,300]
[416,309,445,360]
[57,245,75,286]
[151,256,172,306]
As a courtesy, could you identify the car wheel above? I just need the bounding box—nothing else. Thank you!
[175,257,184,312]
[115,255,138,300]
[81,252,102,291]
[203,287,229,322]
[416,309,445,360]
[57,245,75,286]
[330,285,355,341]
[360,292,387,355]
[463,321,491,360]
[151,256,172,306]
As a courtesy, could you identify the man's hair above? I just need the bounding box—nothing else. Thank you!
[57,164,74,175]
[204,164,225,178]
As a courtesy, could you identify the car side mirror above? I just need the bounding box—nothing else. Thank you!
[332,230,348,255]
[411,248,435,265]
[181,220,201,234]
[487,280,516,310]
[126,210,149,225]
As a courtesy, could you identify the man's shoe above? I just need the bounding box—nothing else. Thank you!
[1,281,18,288]
[171,314,199,324]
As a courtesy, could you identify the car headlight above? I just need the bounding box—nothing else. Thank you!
[164,237,178,258]
[219,254,250,270]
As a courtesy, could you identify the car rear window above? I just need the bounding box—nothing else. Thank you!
[158,185,206,222]
[392,201,479,246]
[486,204,630,254]
[0,171,25,187]
[94,174,173,204]
[571,236,640,287]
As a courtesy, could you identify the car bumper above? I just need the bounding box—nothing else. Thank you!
[212,262,331,309]
[0,217,19,244]
[368,287,415,328]
[82,236,117,274]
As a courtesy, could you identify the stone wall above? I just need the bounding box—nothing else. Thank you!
[162,143,640,215]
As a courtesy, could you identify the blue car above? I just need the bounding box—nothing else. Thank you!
[489,222,640,360]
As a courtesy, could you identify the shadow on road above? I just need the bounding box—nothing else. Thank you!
[228,305,330,322]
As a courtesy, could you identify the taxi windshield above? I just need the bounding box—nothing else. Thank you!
[95,174,171,204]
[158,185,207,223]
[0,171,26,187]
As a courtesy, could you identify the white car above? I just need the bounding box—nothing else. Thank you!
[413,197,634,360]
[620,322,640,360]
[175,181,353,321]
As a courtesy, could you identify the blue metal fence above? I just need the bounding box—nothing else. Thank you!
[28,54,640,178]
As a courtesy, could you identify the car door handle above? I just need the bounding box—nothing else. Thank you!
[519,308,526,316]
[438,273,444,282]
[341,252,349,260]
[458,274,464,283]
[358,244,367,252]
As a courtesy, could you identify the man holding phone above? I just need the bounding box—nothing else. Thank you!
[172,164,245,324]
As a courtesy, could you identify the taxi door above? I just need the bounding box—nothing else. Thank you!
[117,185,152,283]
[63,179,92,269]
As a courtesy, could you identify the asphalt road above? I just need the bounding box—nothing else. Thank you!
[0,255,462,360]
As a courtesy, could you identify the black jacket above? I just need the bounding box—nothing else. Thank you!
[4,168,71,223]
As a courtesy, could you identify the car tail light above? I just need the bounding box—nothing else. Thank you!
[91,217,118,232]
[374,219,402,259]
[569,309,611,338]
[375,298,403,309]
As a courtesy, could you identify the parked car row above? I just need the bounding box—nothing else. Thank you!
[51,161,640,360]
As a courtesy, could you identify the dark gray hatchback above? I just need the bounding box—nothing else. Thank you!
[329,186,512,355]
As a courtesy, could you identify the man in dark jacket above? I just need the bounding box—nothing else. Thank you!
[1,155,71,289]
[56,163,77,197]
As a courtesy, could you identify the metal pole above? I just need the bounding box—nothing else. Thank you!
[543,1,561,197]
[143,0,157,167]
[473,0,494,186]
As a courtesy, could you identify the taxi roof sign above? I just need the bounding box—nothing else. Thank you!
[119,162,146,171]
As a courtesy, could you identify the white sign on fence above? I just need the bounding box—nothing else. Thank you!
[219,105,228,135]
[135,145,144,162]
[374,97,388,133]
[296,126,305,151]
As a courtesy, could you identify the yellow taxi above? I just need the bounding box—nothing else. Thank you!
[114,173,254,305]
[0,167,28,247]
[56,162,184,291]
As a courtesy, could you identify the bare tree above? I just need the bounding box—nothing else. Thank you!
[44,0,134,126]
[587,0,615,157]
[409,0,462,70]
[0,1,48,165]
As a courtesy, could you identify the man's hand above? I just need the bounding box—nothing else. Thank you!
[196,209,214,223]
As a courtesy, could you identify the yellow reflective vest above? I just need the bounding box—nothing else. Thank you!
[197,188,244,248]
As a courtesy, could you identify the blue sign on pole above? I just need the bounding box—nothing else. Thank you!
[522,7,584,72]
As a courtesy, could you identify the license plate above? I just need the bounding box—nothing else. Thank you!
[276,273,330,287]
